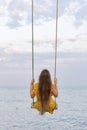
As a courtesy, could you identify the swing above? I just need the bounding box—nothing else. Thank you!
[31,0,58,110]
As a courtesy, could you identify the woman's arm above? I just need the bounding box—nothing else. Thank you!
[30,79,35,98]
[51,77,58,97]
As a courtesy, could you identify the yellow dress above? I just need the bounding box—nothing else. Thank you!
[33,83,56,114]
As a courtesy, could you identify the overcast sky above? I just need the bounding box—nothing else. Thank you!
[0,0,87,87]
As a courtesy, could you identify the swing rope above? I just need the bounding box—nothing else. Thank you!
[54,0,58,78]
[32,0,34,104]
[54,0,58,104]
[31,0,58,104]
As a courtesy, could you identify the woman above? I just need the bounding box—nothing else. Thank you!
[30,69,58,115]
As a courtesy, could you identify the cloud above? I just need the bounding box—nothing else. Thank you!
[6,0,56,28]
[7,0,31,28]
[5,0,72,28]
[0,0,6,16]
[0,0,87,87]
[0,0,87,29]
[0,16,87,54]
[0,0,87,53]
[0,46,87,87]
[34,0,56,20]
[0,47,31,70]
[0,45,87,70]
[64,0,87,27]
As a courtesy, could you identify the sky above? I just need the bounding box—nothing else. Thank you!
[0,0,87,87]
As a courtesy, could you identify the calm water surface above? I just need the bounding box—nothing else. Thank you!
[0,86,87,130]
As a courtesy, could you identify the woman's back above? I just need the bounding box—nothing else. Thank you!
[33,82,56,114]
[38,69,52,114]
[30,69,58,115]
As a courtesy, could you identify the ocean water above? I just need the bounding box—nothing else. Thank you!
[0,86,87,130]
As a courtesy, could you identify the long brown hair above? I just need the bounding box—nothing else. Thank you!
[38,69,52,114]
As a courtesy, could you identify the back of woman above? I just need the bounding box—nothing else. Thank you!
[30,69,58,115]
[38,69,52,114]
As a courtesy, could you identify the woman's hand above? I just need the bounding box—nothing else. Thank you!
[51,77,58,97]
[30,79,35,86]
[30,79,35,98]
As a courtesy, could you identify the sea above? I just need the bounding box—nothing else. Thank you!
[0,86,87,130]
